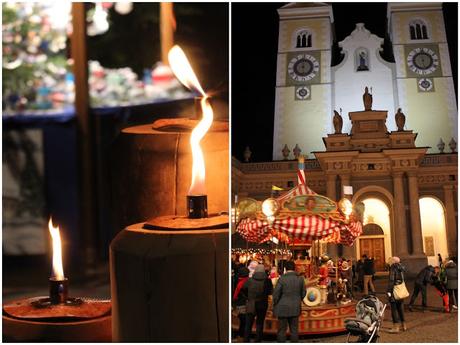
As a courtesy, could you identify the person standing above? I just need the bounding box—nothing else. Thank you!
[386,257,407,333]
[233,267,249,342]
[356,258,364,292]
[437,253,443,267]
[445,260,458,312]
[340,260,353,298]
[273,261,306,342]
[408,265,435,312]
[431,266,449,313]
[362,254,375,295]
[244,264,273,342]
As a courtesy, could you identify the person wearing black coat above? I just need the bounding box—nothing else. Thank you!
[233,267,249,341]
[445,260,458,312]
[386,257,407,333]
[408,265,435,312]
[362,254,376,295]
[273,260,306,342]
[243,264,273,342]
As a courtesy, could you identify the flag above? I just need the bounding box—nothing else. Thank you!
[272,185,284,191]
[297,155,306,185]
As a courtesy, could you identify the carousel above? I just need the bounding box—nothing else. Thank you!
[232,157,364,335]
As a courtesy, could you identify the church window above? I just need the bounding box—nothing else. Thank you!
[409,20,429,40]
[294,29,312,48]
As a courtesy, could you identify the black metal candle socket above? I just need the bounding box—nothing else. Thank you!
[187,195,208,218]
[30,277,82,308]
[49,277,69,304]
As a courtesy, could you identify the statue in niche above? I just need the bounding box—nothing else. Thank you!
[363,87,372,111]
[357,50,369,71]
[333,110,343,134]
[395,108,406,131]
[243,146,252,162]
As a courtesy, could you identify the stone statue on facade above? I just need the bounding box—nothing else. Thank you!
[395,108,406,131]
[243,146,252,162]
[293,144,301,159]
[333,110,343,134]
[282,144,290,160]
[363,86,372,111]
[357,51,369,71]
[449,138,457,153]
[437,139,445,153]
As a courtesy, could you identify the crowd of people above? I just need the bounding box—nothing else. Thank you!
[231,252,360,342]
[232,259,305,342]
[386,255,458,334]
[232,252,458,341]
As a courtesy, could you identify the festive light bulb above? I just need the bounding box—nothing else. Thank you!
[114,2,133,15]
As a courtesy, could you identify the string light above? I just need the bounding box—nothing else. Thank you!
[231,248,292,256]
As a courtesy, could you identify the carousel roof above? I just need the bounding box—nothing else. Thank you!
[236,178,363,246]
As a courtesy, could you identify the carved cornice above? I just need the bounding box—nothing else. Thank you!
[237,159,321,174]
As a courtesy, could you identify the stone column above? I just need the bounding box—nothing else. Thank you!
[443,185,457,258]
[326,174,337,200]
[326,174,338,257]
[339,175,355,258]
[392,172,409,256]
[407,172,424,255]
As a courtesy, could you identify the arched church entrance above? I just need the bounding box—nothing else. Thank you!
[355,197,393,272]
[419,197,449,266]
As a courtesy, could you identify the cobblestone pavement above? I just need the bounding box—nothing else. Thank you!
[234,276,458,343]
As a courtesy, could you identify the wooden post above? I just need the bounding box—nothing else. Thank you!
[160,2,175,65]
[71,3,97,268]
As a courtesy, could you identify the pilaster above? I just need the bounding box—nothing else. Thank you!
[443,184,458,258]
[392,171,409,256]
[407,171,424,256]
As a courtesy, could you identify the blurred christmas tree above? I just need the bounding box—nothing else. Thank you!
[2,2,72,111]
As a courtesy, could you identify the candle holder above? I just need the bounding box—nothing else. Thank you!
[187,195,208,218]
[49,277,69,304]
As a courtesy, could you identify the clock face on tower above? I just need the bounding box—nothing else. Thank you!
[287,54,320,82]
[407,47,439,75]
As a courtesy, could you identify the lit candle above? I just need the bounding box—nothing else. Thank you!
[168,45,213,218]
[48,218,68,304]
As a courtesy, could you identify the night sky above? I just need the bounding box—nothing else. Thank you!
[232,2,458,163]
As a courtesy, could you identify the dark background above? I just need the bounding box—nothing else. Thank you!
[232,2,458,162]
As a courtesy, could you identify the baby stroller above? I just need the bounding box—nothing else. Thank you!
[345,295,386,343]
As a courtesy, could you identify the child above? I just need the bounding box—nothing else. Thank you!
[432,266,449,312]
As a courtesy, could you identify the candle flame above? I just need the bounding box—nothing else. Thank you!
[168,45,213,195]
[48,218,65,280]
[168,45,206,97]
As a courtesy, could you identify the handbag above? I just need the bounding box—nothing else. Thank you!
[393,272,409,300]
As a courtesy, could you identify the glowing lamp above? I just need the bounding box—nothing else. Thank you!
[262,198,280,217]
[338,198,353,220]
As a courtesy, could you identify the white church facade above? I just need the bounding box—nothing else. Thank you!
[233,2,457,275]
[273,2,457,160]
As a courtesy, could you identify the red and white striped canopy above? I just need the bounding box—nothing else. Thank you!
[237,214,362,246]
[236,161,362,245]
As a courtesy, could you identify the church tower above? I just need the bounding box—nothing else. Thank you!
[388,2,457,152]
[273,3,334,160]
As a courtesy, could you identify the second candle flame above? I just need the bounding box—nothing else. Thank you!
[48,218,65,280]
[168,45,213,196]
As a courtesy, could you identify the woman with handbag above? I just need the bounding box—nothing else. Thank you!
[386,257,409,333]
[233,267,249,342]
